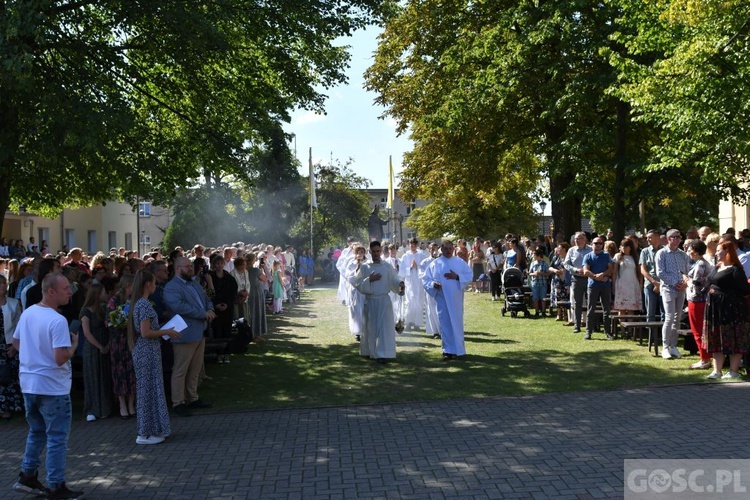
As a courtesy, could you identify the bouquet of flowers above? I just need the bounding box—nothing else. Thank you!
[107,303,130,329]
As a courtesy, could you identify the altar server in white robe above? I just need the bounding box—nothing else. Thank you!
[345,244,367,341]
[419,242,441,339]
[399,238,426,330]
[354,241,404,363]
[384,243,401,320]
[336,238,356,305]
[422,240,473,360]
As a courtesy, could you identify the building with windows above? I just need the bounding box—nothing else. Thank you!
[3,202,138,256]
[365,189,426,243]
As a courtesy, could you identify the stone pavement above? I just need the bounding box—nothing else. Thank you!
[2,382,750,499]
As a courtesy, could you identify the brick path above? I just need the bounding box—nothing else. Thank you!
[3,382,748,499]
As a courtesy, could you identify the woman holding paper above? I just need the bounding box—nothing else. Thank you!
[128,270,180,445]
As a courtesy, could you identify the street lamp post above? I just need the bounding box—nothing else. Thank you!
[539,200,547,237]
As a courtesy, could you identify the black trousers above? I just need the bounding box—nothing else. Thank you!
[490,270,502,297]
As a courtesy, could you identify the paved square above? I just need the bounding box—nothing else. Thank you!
[2,383,746,498]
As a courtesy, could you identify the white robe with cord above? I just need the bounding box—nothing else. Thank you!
[354,260,403,359]
[422,255,472,355]
[399,250,426,327]
[385,256,401,319]
[419,256,440,335]
[336,246,353,305]
[345,256,366,337]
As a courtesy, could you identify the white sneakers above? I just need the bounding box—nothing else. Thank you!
[722,371,742,380]
[136,435,165,445]
[706,370,722,379]
[661,346,682,359]
[690,361,712,370]
[86,414,96,422]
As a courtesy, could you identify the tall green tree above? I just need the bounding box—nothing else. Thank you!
[365,0,715,240]
[610,0,750,204]
[0,0,386,234]
[289,158,371,253]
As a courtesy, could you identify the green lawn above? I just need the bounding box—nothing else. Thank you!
[200,285,714,412]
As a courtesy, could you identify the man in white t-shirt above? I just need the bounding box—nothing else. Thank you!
[12,273,83,499]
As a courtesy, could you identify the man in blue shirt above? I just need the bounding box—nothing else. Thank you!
[582,236,615,340]
[163,257,216,416]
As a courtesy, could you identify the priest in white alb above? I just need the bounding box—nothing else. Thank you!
[422,240,473,360]
[399,238,426,330]
[354,241,405,363]
[418,242,441,339]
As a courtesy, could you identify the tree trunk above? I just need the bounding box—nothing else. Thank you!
[612,99,629,242]
[547,125,582,241]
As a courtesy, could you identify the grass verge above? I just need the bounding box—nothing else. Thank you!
[199,284,714,412]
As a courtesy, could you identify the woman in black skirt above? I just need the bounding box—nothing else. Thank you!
[703,241,750,380]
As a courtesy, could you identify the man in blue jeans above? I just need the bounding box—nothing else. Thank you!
[640,229,665,322]
[12,273,83,499]
[655,229,690,359]
[582,237,615,340]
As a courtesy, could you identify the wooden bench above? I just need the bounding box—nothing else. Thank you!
[621,321,664,356]
[611,314,648,339]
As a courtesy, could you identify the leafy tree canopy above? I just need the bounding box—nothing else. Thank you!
[0,0,388,233]
[366,0,724,240]
[610,0,750,203]
[289,158,371,253]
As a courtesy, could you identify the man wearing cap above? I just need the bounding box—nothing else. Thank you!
[655,229,690,359]
[582,236,615,340]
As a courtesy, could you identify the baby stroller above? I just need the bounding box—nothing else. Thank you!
[285,268,301,302]
[501,267,531,318]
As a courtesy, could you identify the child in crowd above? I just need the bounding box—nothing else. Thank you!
[528,248,550,317]
[272,261,284,314]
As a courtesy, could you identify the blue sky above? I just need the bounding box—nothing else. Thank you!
[285,27,412,190]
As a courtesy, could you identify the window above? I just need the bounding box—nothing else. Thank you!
[139,202,151,217]
[140,234,151,247]
[37,228,50,251]
[64,229,75,248]
[108,231,117,250]
[406,201,417,215]
[124,232,133,251]
[87,230,97,254]
[406,231,416,240]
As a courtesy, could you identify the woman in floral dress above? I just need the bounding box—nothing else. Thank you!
[107,274,136,419]
[703,241,750,380]
[129,270,179,445]
[0,275,22,419]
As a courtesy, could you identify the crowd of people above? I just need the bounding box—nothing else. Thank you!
[4,240,303,498]
[333,225,750,383]
[7,224,750,498]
